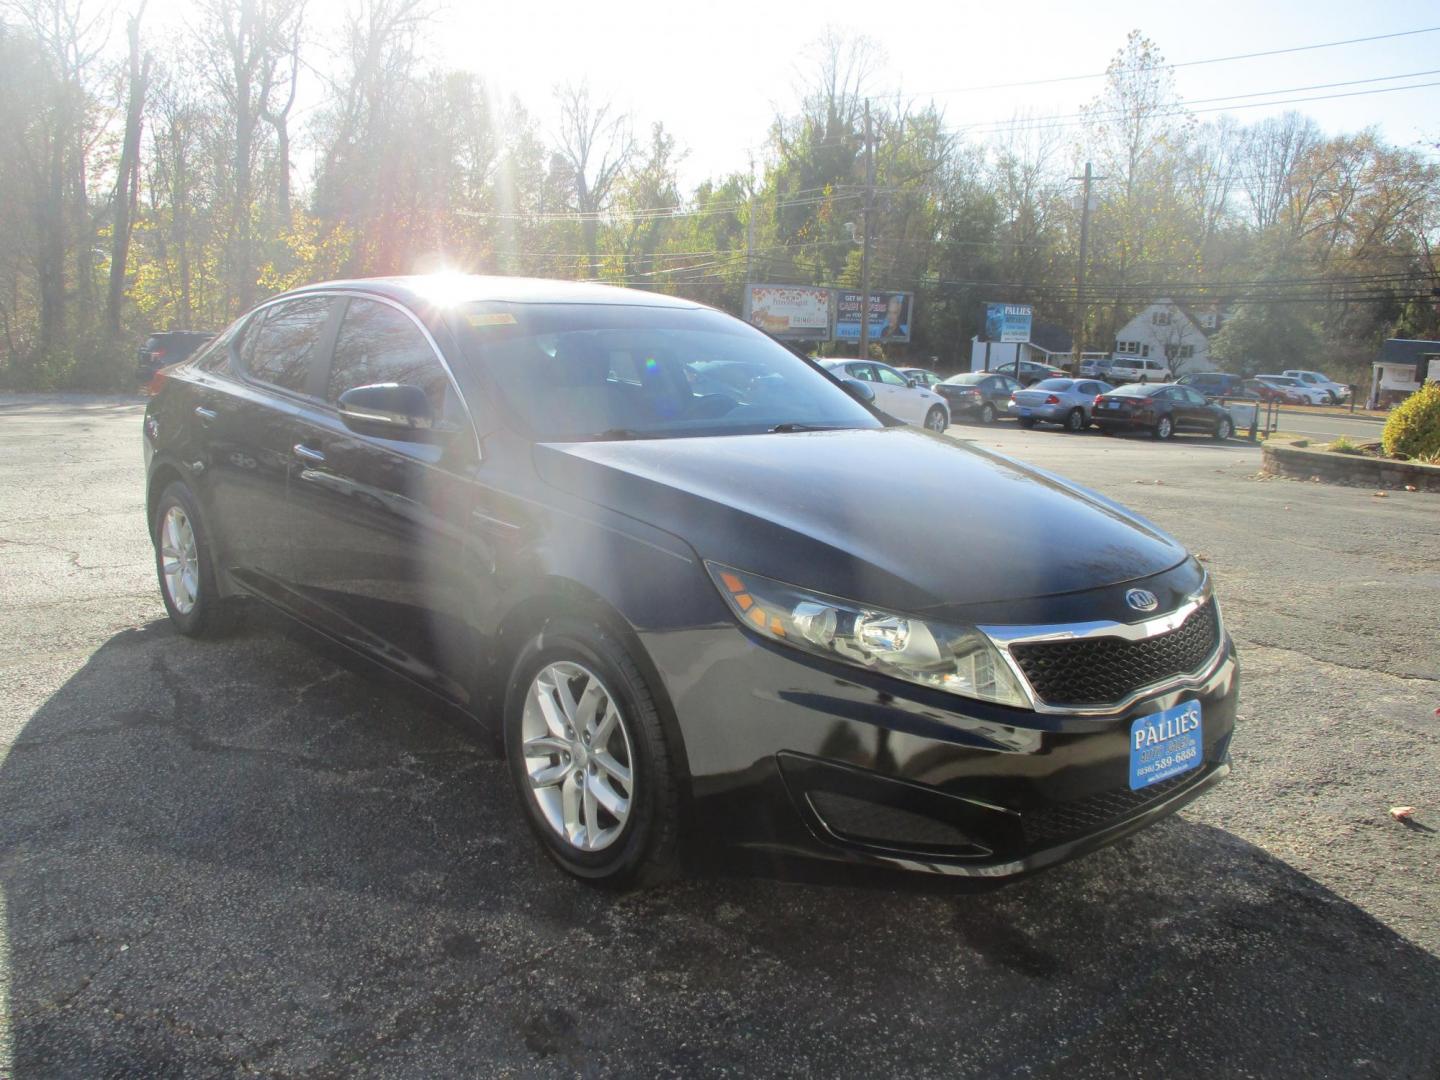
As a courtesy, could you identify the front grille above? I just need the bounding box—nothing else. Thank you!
[1009,599,1220,707]
[1022,771,1199,846]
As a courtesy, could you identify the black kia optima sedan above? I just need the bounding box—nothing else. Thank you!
[143,276,1236,888]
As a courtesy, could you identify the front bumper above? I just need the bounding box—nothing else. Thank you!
[647,620,1237,879]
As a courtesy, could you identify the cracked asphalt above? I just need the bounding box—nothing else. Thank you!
[1,395,1437,1078]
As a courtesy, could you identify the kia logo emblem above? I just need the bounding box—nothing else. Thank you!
[1126,589,1160,612]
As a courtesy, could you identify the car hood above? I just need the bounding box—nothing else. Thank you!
[533,427,1188,613]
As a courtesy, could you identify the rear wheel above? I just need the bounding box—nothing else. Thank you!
[153,481,233,637]
[979,403,996,424]
[1214,415,1233,441]
[1018,417,1036,429]
[504,618,680,889]
[1153,415,1174,441]
[923,406,948,432]
[1065,408,1085,432]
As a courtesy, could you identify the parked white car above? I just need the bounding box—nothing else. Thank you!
[1282,369,1351,404]
[822,360,951,431]
[1107,356,1171,383]
[1258,374,1329,405]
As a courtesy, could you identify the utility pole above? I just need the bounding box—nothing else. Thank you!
[743,156,756,300]
[1070,161,1104,374]
[858,101,875,360]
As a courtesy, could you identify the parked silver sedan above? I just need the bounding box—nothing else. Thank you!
[1009,378,1113,432]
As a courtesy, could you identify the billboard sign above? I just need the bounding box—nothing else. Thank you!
[985,302,1033,344]
[743,285,833,339]
[833,290,913,343]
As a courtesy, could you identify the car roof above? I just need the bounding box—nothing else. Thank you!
[276,274,707,311]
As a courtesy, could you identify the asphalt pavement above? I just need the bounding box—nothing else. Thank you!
[1,396,1437,1078]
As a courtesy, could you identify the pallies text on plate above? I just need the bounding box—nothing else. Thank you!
[1134,704,1201,750]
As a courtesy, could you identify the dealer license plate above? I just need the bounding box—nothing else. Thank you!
[1107,400,1121,409]
[1129,701,1203,790]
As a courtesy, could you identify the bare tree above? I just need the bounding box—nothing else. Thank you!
[554,82,632,278]
[1239,112,1322,232]
[257,4,302,227]
[195,0,302,309]
[106,1,149,337]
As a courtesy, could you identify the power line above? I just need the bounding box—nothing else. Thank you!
[888,26,1440,99]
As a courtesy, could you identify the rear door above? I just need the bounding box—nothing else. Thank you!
[203,295,342,598]
[283,295,484,702]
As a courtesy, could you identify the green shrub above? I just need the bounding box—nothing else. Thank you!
[1327,435,1363,455]
[1382,383,1440,460]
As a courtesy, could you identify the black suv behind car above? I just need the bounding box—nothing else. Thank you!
[1176,372,1249,401]
[137,331,216,385]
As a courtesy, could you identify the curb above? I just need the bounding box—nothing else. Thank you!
[1261,437,1440,492]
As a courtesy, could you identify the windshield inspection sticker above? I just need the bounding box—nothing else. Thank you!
[1129,701,1203,790]
[465,312,517,327]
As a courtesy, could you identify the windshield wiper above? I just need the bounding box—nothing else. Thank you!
[585,428,652,441]
[768,422,842,433]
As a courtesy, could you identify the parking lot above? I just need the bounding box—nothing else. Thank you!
[2,395,1437,1077]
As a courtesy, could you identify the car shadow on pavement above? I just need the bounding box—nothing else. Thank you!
[3,616,1438,1077]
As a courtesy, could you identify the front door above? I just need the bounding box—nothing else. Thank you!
[873,364,921,423]
[285,295,483,703]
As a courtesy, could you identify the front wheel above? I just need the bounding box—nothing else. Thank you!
[1153,415,1174,441]
[923,406,948,432]
[979,403,996,425]
[504,618,680,889]
[1065,408,1086,432]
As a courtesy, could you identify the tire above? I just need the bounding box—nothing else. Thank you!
[152,481,233,637]
[503,617,680,889]
[1214,415,1233,441]
[1065,408,1085,433]
[1018,418,1036,429]
[1325,391,1338,405]
[1153,415,1173,441]
[923,406,948,432]
[979,403,996,424]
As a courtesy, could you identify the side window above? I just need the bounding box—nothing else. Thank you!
[247,297,334,394]
[327,297,450,416]
[194,322,242,374]
[875,366,908,386]
[846,363,877,382]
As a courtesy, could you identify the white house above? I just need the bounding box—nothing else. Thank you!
[1111,300,1224,374]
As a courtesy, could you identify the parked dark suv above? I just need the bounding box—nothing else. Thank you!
[143,276,1236,888]
[1176,372,1250,401]
[138,330,216,385]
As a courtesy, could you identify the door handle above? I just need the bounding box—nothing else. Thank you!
[293,443,326,464]
[194,405,218,422]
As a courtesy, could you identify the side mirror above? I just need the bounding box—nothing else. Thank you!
[337,383,434,440]
[843,378,876,403]
[905,376,917,388]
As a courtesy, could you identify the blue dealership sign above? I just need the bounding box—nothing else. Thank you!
[984,302,1033,344]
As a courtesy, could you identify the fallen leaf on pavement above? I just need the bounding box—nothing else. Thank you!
[1405,485,1417,492]
[1373,491,1388,498]
[1389,806,1417,821]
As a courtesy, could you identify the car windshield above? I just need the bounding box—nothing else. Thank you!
[1031,379,1074,391]
[450,302,881,440]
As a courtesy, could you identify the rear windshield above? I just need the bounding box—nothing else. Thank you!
[450,303,881,441]
[1030,379,1074,391]
[1108,383,1158,397]
[942,373,984,385]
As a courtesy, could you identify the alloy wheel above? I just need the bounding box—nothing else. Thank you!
[159,505,200,615]
[521,661,635,852]
[925,407,947,432]
[1156,416,1173,440]
[980,404,995,424]
[1067,409,1084,432]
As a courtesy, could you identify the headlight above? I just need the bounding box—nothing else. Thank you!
[707,563,1031,709]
